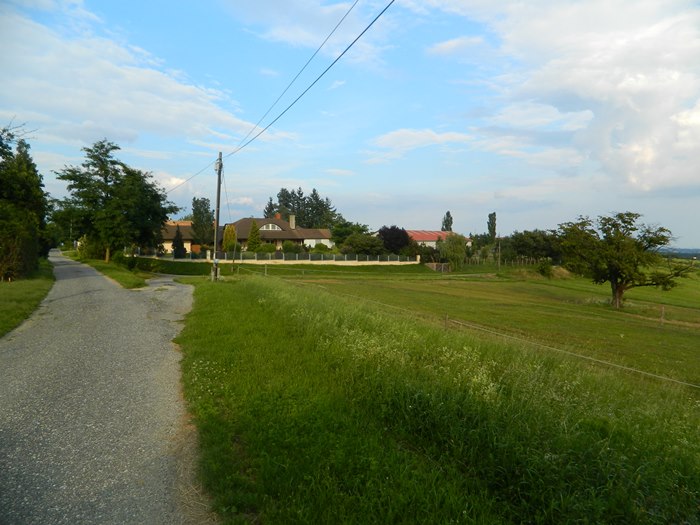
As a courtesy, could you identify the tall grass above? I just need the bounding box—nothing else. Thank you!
[0,258,54,337]
[177,276,700,524]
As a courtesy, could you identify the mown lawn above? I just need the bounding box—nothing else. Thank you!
[0,259,55,337]
[177,271,700,524]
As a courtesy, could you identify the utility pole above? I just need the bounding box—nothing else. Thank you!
[211,152,222,282]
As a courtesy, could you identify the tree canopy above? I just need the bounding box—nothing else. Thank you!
[441,211,453,232]
[264,187,343,229]
[56,140,176,262]
[377,225,410,255]
[0,128,50,279]
[340,233,385,256]
[558,212,689,308]
[437,233,468,271]
[487,212,497,243]
[190,197,214,246]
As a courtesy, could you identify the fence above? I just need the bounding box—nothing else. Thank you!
[215,252,419,263]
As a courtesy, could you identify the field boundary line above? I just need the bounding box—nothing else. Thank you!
[289,280,700,391]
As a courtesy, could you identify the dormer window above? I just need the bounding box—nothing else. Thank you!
[261,223,282,231]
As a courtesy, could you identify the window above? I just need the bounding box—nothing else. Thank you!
[261,223,282,231]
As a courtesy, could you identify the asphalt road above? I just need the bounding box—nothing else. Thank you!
[0,251,204,524]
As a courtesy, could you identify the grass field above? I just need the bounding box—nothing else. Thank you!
[0,259,54,337]
[176,265,700,523]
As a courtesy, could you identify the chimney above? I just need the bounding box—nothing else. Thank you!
[274,212,281,220]
[289,214,296,229]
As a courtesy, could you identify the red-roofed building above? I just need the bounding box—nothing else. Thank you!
[406,230,471,249]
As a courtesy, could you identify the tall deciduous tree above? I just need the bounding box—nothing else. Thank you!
[558,212,690,308]
[191,197,214,246]
[56,140,176,262]
[487,212,497,243]
[441,211,453,232]
[0,128,49,279]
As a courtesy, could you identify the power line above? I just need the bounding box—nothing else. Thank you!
[166,0,396,195]
[234,0,360,152]
[224,0,396,160]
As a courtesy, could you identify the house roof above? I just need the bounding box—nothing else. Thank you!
[406,230,451,242]
[228,217,331,242]
[162,220,195,241]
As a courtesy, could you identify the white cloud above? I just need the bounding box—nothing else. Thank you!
[427,36,485,56]
[419,0,700,192]
[368,128,473,163]
[220,0,391,65]
[0,7,290,152]
[324,168,355,177]
[488,102,593,131]
[329,80,346,90]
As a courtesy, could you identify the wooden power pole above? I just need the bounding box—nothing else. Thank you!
[212,152,222,281]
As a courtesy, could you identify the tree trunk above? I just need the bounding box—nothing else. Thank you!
[105,245,111,263]
[611,280,625,309]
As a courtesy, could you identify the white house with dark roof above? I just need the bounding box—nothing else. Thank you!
[227,214,333,250]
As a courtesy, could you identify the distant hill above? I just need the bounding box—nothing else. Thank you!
[662,247,700,259]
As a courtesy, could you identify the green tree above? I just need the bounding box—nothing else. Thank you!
[56,140,176,262]
[0,129,50,279]
[377,225,410,254]
[247,220,262,252]
[487,212,497,243]
[340,233,385,256]
[172,225,187,258]
[437,233,468,271]
[509,229,562,262]
[331,220,369,246]
[558,212,690,308]
[222,224,237,253]
[266,187,343,229]
[191,197,214,246]
[263,197,276,218]
[441,211,453,232]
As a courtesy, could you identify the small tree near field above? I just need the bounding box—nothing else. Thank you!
[437,233,467,271]
[222,224,237,253]
[558,211,691,309]
[247,220,262,252]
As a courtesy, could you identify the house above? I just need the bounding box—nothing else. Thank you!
[406,230,472,249]
[227,214,333,250]
[161,220,200,253]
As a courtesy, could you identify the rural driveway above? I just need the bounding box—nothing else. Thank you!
[0,251,214,524]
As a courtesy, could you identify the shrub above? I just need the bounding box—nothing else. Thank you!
[537,259,554,278]
[256,243,276,254]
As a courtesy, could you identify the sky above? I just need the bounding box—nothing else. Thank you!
[2,0,699,246]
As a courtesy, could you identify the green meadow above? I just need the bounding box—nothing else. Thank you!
[176,265,700,523]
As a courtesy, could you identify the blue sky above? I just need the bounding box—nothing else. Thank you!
[2,0,700,246]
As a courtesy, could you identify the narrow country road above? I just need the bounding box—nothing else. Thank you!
[0,251,212,524]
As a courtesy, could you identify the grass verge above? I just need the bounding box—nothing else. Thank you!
[0,259,55,337]
[177,275,700,524]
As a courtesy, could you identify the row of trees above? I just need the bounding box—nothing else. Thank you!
[52,140,177,262]
[264,187,343,229]
[436,210,691,309]
[0,127,51,279]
